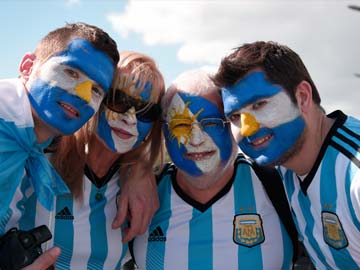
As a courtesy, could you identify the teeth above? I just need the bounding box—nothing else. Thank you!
[252,134,272,146]
[60,102,79,117]
[186,151,213,160]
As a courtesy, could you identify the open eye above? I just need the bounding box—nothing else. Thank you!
[91,85,104,98]
[64,68,79,79]
[229,113,240,123]
[252,100,267,110]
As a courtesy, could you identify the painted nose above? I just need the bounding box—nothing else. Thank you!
[75,80,93,103]
[122,107,137,125]
[240,112,260,137]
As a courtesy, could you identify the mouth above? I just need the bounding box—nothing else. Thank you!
[58,102,80,118]
[185,150,215,161]
[111,127,134,140]
[250,134,273,148]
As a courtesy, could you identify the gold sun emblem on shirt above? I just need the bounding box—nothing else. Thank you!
[168,101,203,147]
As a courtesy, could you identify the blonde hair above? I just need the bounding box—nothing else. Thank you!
[50,51,165,199]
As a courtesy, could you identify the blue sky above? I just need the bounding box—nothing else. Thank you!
[1,0,360,117]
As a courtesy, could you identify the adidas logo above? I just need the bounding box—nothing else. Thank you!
[55,207,74,220]
[148,226,166,242]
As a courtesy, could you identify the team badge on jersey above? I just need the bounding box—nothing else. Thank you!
[321,211,348,249]
[233,214,264,247]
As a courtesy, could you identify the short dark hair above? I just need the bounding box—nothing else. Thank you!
[34,22,119,67]
[213,41,321,105]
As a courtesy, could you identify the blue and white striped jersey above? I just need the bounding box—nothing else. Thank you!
[17,167,128,270]
[279,110,360,270]
[133,155,293,270]
[0,78,68,235]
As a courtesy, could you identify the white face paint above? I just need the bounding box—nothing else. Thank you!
[39,57,105,111]
[104,107,139,153]
[165,93,221,175]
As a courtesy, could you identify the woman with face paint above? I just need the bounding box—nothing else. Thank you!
[131,69,298,270]
[17,51,165,270]
[214,41,360,270]
[0,22,119,269]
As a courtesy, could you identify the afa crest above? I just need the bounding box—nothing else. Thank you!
[233,214,264,247]
[321,211,348,250]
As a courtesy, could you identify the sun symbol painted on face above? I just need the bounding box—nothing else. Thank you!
[168,101,203,147]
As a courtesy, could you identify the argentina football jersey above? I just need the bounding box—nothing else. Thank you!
[17,168,128,270]
[280,110,360,270]
[132,154,293,270]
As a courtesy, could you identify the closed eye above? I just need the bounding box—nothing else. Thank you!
[229,113,240,123]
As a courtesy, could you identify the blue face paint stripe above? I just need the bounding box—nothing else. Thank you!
[233,164,262,269]
[54,196,74,269]
[87,185,107,269]
[222,71,281,116]
[146,176,172,269]
[134,121,152,148]
[57,38,114,91]
[97,111,116,152]
[188,208,213,270]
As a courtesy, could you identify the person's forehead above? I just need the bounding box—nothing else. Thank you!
[222,71,282,115]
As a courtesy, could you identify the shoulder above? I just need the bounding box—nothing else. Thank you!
[0,78,33,127]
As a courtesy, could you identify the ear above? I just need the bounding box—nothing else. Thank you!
[19,53,36,82]
[295,80,312,114]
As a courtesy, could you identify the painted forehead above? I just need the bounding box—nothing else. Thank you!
[168,92,224,119]
[117,72,153,102]
[222,71,282,116]
[55,38,114,91]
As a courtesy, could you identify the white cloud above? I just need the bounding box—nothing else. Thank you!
[64,0,80,6]
[108,0,360,117]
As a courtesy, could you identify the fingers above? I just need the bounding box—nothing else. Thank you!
[112,195,129,229]
[122,197,145,243]
[22,247,60,270]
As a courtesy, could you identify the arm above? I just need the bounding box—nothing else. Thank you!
[22,247,60,270]
[112,162,159,242]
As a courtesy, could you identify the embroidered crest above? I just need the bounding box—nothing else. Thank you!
[233,214,264,247]
[322,211,348,250]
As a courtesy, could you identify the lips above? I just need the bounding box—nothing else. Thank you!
[185,150,215,161]
[58,102,80,118]
[250,134,273,147]
[111,127,134,140]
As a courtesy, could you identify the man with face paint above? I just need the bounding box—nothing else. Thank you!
[131,69,297,270]
[0,22,119,269]
[214,41,360,270]
[28,51,164,270]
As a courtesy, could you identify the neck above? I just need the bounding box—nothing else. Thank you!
[177,155,236,204]
[86,135,121,178]
[283,111,335,175]
[32,111,57,144]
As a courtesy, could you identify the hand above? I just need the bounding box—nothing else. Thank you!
[112,163,159,242]
[22,247,60,270]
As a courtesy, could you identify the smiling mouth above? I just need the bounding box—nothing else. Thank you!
[59,102,80,118]
[251,134,273,147]
[185,151,215,161]
[111,127,134,139]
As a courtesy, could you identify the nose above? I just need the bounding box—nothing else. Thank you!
[75,80,93,103]
[189,123,205,146]
[122,106,137,125]
[240,112,260,137]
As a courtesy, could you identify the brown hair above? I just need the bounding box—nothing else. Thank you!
[34,22,119,67]
[50,51,165,199]
[213,41,321,105]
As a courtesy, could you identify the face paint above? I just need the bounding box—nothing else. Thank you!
[164,93,233,177]
[27,39,114,135]
[222,71,305,166]
[97,77,155,153]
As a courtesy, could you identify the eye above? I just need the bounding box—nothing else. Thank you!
[64,68,79,79]
[252,100,267,110]
[229,113,240,123]
[91,85,104,98]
